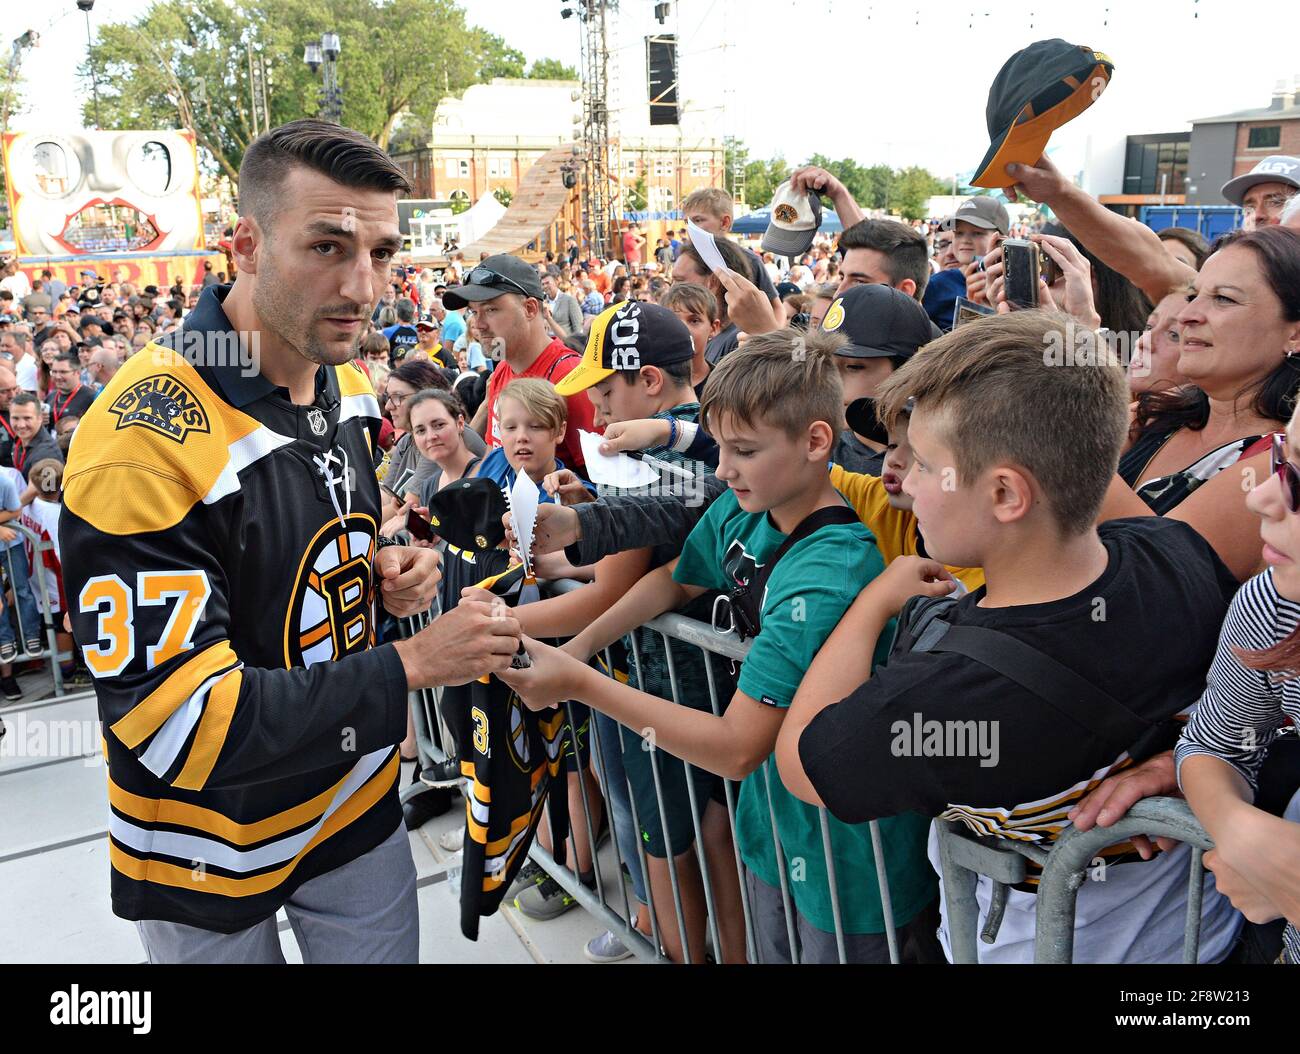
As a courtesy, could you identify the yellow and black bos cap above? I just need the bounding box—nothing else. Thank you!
[555,300,694,396]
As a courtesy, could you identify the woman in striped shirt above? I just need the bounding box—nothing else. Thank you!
[1177,422,1300,963]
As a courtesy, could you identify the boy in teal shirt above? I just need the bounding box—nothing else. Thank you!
[500,328,939,962]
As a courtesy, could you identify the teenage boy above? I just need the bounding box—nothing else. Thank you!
[500,331,939,963]
[510,301,743,962]
[774,309,1243,964]
[681,187,782,315]
[823,283,934,475]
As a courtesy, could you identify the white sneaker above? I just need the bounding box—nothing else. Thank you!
[584,928,635,963]
[439,827,465,852]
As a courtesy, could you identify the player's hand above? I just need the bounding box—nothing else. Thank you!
[375,543,441,618]
[543,468,595,506]
[1066,751,1180,860]
[498,635,590,711]
[713,267,781,337]
[599,418,673,455]
[965,245,998,307]
[504,502,581,555]
[869,556,956,617]
[394,599,522,689]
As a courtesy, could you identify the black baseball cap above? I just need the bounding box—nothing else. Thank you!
[424,477,507,552]
[441,254,544,310]
[555,301,694,396]
[775,281,802,300]
[820,284,933,361]
[971,39,1113,189]
[415,314,439,331]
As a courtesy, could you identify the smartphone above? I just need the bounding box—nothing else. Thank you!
[1001,238,1040,310]
[405,507,437,543]
[1040,249,1062,289]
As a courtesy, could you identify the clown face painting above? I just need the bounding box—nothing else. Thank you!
[3,130,205,256]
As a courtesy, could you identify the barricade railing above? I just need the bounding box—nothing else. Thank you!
[401,575,904,965]
[935,796,1215,964]
[398,578,1222,965]
[1,521,71,697]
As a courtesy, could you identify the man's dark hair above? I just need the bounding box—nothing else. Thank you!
[0,290,12,303]
[396,298,416,323]
[837,219,930,299]
[54,352,80,368]
[238,119,413,228]
[11,391,39,412]
[40,269,52,278]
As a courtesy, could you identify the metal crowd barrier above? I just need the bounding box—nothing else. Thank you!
[400,575,903,965]
[398,578,1224,966]
[1,521,71,697]
[936,796,1216,964]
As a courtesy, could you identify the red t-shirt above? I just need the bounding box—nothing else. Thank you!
[485,337,596,469]
[623,231,642,265]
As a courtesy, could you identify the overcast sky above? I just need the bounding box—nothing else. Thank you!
[12,0,1298,183]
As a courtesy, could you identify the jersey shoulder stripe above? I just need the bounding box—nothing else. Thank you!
[64,343,262,535]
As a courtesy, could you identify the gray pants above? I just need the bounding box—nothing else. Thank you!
[745,868,900,965]
[137,823,419,964]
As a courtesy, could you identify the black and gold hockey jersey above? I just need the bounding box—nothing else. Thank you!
[436,551,569,940]
[60,286,408,934]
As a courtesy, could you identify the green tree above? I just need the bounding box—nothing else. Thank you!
[81,0,554,181]
[492,186,513,207]
[887,165,947,220]
[528,58,578,80]
[625,174,648,212]
[744,155,789,209]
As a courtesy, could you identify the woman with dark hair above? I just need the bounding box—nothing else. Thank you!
[1041,221,1152,336]
[1157,226,1211,272]
[1176,404,1300,963]
[378,360,484,512]
[1100,226,1300,581]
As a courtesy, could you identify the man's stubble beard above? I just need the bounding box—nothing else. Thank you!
[252,243,364,367]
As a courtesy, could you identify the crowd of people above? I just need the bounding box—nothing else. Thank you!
[42,110,1300,966]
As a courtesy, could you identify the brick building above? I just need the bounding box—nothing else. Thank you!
[1186,80,1300,205]
[390,78,725,217]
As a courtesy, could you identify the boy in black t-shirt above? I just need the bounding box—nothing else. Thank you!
[775,309,1245,964]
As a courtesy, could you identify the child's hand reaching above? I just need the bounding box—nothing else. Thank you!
[542,468,596,505]
[498,635,590,711]
[869,556,957,617]
[599,418,672,455]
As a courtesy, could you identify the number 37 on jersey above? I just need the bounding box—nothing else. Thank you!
[78,570,212,677]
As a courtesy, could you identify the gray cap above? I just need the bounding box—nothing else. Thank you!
[942,196,1010,235]
[1221,155,1300,207]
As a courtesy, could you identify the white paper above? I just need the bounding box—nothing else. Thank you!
[507,472,540,578]
[687,219,729,274]
[578,429,660,488]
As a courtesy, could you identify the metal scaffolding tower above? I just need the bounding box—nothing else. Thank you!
[575,0,619,258]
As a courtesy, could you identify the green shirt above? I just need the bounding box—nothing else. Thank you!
[673,487,936,934]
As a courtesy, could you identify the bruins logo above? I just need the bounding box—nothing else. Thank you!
[506,692,532,772]
[107,374,211,443]
[773,202,799,223]
[822,297,846,332]
[284,513,377,668]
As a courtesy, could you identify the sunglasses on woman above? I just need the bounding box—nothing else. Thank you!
[1271,431,1300,513]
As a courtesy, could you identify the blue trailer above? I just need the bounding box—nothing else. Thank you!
[1139,204,1242,243]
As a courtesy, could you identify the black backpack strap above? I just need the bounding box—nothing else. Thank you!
[751,503,860,604]
[924,624,1152,745]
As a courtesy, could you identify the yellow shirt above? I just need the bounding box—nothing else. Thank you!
[829,463,986,592]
